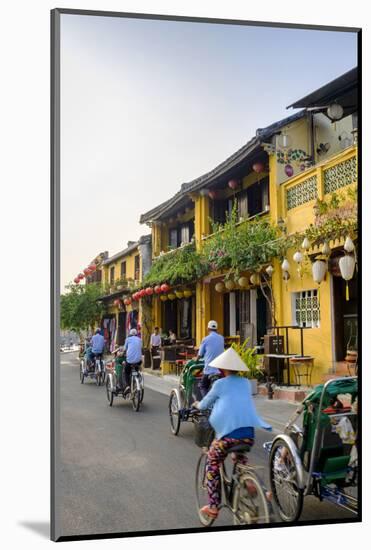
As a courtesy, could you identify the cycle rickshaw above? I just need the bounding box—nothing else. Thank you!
[80,354,106,386]
[265,376,358,522]
[105,357,144,412]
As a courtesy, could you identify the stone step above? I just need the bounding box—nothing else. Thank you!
[258,384,310,403]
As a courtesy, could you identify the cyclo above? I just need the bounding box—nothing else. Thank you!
[265,376,358,522]
[105,352,144,412]
[80,352,106,386]
[169,358,217,435]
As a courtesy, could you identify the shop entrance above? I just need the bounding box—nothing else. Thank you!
[332,273,358,361]
[117,311,126,345]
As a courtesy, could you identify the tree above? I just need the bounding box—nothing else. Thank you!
[60,283,104,335]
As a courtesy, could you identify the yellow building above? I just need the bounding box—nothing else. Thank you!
[95,236,152,351]
[140,68,358,385]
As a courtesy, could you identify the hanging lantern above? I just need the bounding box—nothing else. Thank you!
[293,251,303,264]
[78,273,84,280]
[145,287,154,296]
[154,285,162,294]
[225,279,235,291]
[228,179,239,190]
[281,258,290,272]
[183,289,193,298]
[266,265,274,277]
[90,264,97,271]
[252,162,265,174]
[175,290,184,299]
[74,277,80,284]
[327,103,344,121]
[250,273,260,286]
[215,281,225,293]
[312,260,327,284]
[160,295,168,302]
[282,270,290,290]
[208,189,219,200]
[278,133,292,149]
[302,237,310,251]
[114,299,120,307]
[83,268,90,276]
[238,276,249,288]
[321,242,331,256]
[168,293,176,300]
[161,283,170,293]
[339,255,355,301]
[344,236,355,253]
[140,289,147,298]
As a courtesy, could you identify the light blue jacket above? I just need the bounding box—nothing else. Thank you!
[91,333,105,354]
[198,331,225,375]
[198,375,272,439]
[124,335,142,364]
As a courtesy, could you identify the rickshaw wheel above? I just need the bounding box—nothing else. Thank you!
[106,377,114,406]
[169,390,181,435]
[269,438,304,522]
[80,361,85,384]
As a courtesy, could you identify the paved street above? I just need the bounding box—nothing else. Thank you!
[59,352,354,537]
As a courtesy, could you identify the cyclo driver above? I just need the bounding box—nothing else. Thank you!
[90,328,105,367]
[123,328,142,393]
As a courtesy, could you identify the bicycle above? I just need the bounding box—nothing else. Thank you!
[92,353,105,386]
[193,410,271,527]
[106,361,144,411]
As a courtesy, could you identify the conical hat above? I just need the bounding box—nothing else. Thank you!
[209,347,248,372]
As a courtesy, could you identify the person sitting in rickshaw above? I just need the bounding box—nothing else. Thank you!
[192,347,272,520]
[112,346,125,390]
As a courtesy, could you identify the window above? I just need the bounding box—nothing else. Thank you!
[293,289,320,328]
[120,261,126,278]
[169,228,178,249]
[134,255,140,280]
[212,198,233,225]
[168,221,195,249]
[110,266,115,284]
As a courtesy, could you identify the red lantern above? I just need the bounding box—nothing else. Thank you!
[89,264,97,272]
[146,287,154,296]
[208,189,219,200]
[161,283,170,293]
[132,293,138,301]
[124,298,131,306]
[74,277,80,284]
[78,273,84,280]
[252,162,265,174]
[114,299,120,306]
[154,285,162,294]
[228,179,239,190]
[83,268,90,275]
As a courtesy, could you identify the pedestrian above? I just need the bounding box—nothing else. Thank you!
[197,320,224,397]
[169,329,177,344]
[150,326,162,356]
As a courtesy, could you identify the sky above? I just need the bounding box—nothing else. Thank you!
[60,14,357,290]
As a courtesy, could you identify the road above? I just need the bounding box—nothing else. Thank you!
[58,352,354,537]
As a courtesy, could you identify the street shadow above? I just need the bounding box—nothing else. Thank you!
[18,521,50,539]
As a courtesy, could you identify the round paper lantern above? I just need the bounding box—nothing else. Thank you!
[284,164,294,177]
[83,268,90,276]
[140,289,147,298]
[301,237,310,251]
[114,299,120,307]
[133,293,139,301]
[175,290,184,299]
[160,295,168,302]
[168,293,176,300]
[215,282,225,293]
[154,285,162,294]
[228,179,239,190]
[252,162,265,174]
[339,255,356,301]
[312,260,327,284]
[327,103,343,121]
[344,236,355,253]
[238,276,249,288]
[208,189,220,200]
[250,273,260,286]
[266,265,274,277]
[124,298,132,306]
[293,251,303,264]
[89,264,97,272]
[145,287,154,296]
[161,283,170,293]
[183,289,192,298]
[321,242,331,256]
[74,277,80,284]
[281,258,290,272]
[78,273,84,280]
[225,279,235,291]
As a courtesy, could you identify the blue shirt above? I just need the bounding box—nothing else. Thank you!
[198,331,225,375]
[198,375,272,439]
[124,335,142,364]
[91,333,105,354]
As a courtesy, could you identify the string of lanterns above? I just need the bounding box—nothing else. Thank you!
[73,263,97,284]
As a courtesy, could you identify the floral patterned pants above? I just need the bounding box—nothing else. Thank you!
[206,437,254,508]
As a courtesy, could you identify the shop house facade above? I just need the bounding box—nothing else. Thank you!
[140,67,358,385]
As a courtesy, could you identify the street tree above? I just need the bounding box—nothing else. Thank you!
[60,282,104,337]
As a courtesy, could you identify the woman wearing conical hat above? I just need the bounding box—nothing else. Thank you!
[193,347,272,521]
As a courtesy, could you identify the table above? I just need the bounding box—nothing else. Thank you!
[289,356,314,386]
[264,353,298,386]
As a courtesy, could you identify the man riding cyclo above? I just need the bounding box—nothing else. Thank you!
[123,328,142,393]
[192,347,272,521]
[196,320,225,397]
[89,328,105,369]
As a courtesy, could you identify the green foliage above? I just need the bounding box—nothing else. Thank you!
[143,243,208,286]
[203,203,284,277]
[231,338,264,380]
[60,282,104,334]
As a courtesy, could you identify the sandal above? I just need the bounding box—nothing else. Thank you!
[200,505,219,519]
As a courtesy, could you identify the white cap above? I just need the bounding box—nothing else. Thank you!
[208,320,218,330]
[129,328,137,336]
[209,347,248,372]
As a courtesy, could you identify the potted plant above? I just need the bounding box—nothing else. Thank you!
[231,338,263,395]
